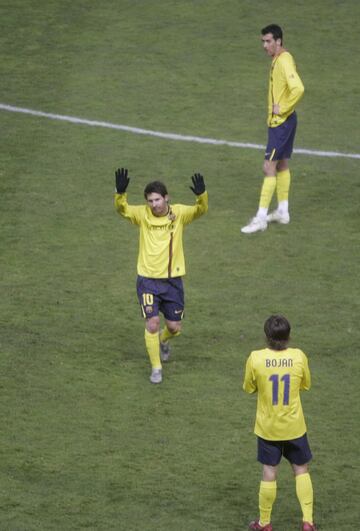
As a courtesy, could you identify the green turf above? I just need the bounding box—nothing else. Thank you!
[1,1,359,530]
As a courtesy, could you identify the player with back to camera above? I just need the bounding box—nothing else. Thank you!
[114,168,208,384]
[243,315,317,531]
[241,24,304,234]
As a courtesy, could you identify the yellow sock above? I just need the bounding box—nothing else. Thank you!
[295,473,314,523]
[259,480,277,525]
[144,329,161,369]
[276,169,291,203]
[160,327,181,343]
[259,176,277,209]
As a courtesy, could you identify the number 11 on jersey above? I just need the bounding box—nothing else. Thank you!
[269,373,290,405]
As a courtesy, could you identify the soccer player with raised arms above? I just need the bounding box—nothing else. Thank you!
[114,168,208,384]
[243,315,316,531]
[242,24,304,234]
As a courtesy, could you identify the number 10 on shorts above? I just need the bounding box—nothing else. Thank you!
[142,293,154,306]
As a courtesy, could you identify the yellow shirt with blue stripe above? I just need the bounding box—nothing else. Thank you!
[243,347,311,441]
[115,191,208,279]
[268,51,304,127]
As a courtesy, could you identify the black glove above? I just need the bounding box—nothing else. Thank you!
[115,167,130,194]
[189,173,205,195]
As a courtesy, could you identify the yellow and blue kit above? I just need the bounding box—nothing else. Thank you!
[114,191,208,279]
[243,347,311,441]
[268,51,304,127]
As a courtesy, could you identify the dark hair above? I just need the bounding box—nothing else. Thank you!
[261,24,283,44]
[264,314,290,350]
[144,181,168,199]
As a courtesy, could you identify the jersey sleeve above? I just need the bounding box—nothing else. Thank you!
[280,54,305,114]
[178,191,208,225]
[300,352,311,391]
[243,354,257,394]
[114,193,143,225]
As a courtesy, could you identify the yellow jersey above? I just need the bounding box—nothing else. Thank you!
[268,51,304,127]
[243,347,311,441]
[115,191,208,278]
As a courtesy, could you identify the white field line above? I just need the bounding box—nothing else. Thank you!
[1,103,359,160]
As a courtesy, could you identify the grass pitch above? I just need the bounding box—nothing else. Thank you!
[1,1,359,530]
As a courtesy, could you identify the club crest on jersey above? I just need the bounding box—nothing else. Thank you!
[145,305,153,314]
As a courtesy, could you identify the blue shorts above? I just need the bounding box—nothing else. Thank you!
[257,433,312,466]
[265,111,297,161]
[136,276,184,321]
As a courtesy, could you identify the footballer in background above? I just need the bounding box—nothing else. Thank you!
[242,24,304,234]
